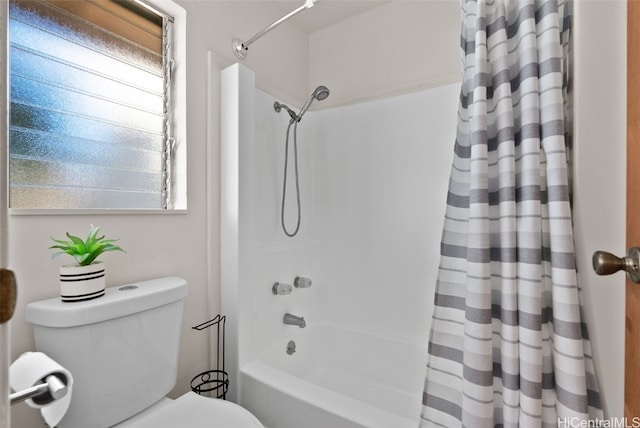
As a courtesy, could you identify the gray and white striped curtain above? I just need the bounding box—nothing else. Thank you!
[421,1,602,426]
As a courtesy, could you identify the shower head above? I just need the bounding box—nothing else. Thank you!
[274,101,298,121]
[313,85,330,101]
[297,85,330,122]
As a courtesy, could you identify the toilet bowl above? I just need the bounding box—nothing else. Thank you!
[26,277,263,428]
[117,392,263,428]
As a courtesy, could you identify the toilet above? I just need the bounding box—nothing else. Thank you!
[25,276,263,428]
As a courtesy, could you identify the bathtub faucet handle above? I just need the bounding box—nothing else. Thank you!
[294,277,312,288]
[272,282,293,295]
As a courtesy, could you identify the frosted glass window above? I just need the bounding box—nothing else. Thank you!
[8,0,174,209]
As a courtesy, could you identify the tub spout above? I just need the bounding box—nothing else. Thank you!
[283,313,306,328]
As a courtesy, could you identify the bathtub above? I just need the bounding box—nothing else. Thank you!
[239,323,427,428]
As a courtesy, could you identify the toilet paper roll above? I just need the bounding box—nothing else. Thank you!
[9,352,73,427]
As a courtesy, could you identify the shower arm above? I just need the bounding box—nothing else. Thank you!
[232,0,315,60]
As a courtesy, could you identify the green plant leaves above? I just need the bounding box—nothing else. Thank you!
[49,225,125,266]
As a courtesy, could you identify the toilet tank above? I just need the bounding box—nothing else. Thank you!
[26,277,188,428]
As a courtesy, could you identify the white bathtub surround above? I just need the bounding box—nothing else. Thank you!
[422,2,602,427]
[221,63,459,423]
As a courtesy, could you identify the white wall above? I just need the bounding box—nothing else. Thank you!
[572,0,627,418]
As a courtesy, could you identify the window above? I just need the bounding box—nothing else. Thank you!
[8,0,185,210]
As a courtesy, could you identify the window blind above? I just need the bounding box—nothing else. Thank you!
[9,0,170,209]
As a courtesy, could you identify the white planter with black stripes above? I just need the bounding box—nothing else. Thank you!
[59,261,106,302]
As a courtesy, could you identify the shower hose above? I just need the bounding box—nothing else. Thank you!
[281,119,301,237]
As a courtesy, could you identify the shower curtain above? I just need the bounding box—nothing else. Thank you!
[421,1,602,427]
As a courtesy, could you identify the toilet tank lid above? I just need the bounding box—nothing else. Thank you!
[26,276,188,328]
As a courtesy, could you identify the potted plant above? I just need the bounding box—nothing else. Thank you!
[49,225,125,302]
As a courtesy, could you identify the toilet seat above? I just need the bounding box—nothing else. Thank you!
[126,392,264,428]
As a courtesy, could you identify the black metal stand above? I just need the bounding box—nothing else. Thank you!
[190,315,229,399]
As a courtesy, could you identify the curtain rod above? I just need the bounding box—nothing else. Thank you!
[232,0,316,60]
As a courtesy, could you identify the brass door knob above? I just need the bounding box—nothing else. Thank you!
[592,247,640,283]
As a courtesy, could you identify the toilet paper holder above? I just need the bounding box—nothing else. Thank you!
[9,374,67,406]
[191,314,229,399]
